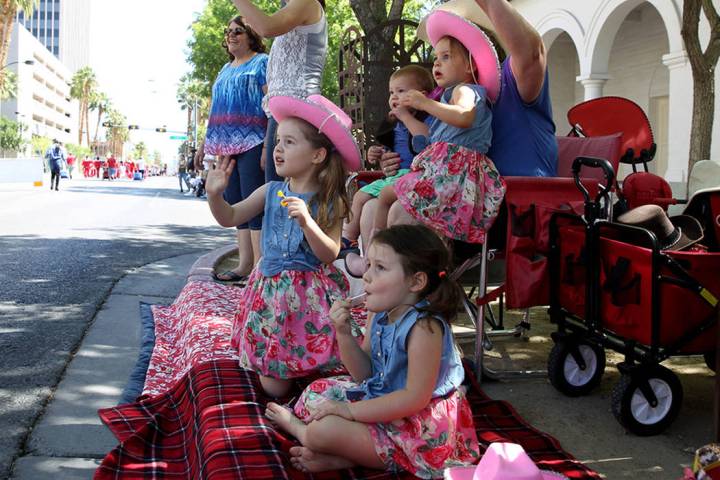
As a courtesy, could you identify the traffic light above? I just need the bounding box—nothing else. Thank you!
[155,127,167,133]
[128,125,139,130]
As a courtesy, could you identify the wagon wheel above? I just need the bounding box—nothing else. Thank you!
[547,340,605,396]
[704,351,716,372]
[611,365,683,436]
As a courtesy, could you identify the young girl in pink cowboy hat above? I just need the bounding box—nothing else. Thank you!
[266,224,480,478]
[390,9,506,245]
[205,94,361,398]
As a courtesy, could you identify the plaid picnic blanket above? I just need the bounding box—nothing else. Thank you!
[96,279,599,479]
[96,358,600,479]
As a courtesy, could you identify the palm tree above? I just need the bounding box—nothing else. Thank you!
[105,107,128,157]
[176,74,208,146]
[70,66,97,146]
[0,0,38,94]
[89,91,111,146]
[0,69,16,99]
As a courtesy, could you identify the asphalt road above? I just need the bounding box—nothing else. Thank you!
[0,175,231,479]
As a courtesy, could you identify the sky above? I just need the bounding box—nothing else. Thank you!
[89,0,207,166]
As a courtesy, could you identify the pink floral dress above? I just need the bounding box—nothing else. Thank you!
[294,376,480,479]
[231,182,350,379]
[394,84,506,244]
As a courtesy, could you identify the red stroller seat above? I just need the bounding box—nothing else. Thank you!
[567,96,675,212]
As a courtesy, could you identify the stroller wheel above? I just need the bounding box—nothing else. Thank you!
[611,365,683,436]
[704,352,716,372]
[547,340,605,396]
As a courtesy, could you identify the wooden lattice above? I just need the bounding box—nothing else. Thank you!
[338,19,433,169]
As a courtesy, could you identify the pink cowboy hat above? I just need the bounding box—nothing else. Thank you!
[268,94,362,172]
[444,443,567,480]
[424,9,501,102]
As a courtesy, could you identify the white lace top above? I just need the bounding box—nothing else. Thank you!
[262,11,328,115]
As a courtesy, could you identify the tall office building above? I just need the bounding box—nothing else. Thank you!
[16,0,91,72]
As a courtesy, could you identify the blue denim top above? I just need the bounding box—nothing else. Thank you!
[259,181,321,276]
[349,300,465,400]
[413,84,492,154]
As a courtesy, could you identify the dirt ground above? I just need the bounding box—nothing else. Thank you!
[457,307,713,480]
[216,254,714,479]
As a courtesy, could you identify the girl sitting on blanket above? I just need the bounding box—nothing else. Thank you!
[266,224,480,479]
[206,94,361,398]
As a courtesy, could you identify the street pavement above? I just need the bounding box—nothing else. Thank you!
[0,175,230,480]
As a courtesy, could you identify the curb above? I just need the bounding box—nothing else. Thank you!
[187,244,237,282]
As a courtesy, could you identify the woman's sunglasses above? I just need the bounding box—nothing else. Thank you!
[223,26,247,37]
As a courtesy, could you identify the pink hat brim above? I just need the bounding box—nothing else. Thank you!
[425,10,501,102]
[444,465,567,480]
[268,95,362,172]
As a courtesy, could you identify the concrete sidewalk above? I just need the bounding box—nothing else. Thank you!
[9,248,231,480]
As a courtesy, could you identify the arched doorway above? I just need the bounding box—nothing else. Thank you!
[546,31,581,134]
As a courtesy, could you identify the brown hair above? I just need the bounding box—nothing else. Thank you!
[291,118,350,232]
[372,225,461,323]
[390,64,435,93]
[223,15,266,61]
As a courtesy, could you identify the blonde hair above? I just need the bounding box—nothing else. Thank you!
[292,118,351,231]
[390,64,435,92]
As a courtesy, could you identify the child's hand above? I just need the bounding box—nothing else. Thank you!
[390,105,412,123]
[366,145,385,165]
[329,300,352,336]
[282,195,311,228]
[307,399,354,422]
[400,89,429,111]
[205,155,234,197]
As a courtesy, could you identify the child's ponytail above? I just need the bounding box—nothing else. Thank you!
[372,225,462,323]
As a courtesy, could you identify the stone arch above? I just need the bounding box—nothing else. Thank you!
[582,0,682,77]
[536,9,585,58]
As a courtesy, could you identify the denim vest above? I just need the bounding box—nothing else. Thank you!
[259,181,321,276]
[350,300,465,400]
[420,84,492,154]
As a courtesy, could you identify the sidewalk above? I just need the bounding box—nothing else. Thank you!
[9,248,231,480]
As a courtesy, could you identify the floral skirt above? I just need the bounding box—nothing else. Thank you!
[231,264,349,379]
[294,376,480,479]
[394,141,506,244]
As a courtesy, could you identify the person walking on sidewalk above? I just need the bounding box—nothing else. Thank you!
[45,140,65,191]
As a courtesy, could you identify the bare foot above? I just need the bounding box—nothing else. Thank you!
[265,402,306,439]
[289,446,355,472]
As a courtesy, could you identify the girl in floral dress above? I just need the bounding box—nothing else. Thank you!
[393,10,506,245]
[205,94,361,398]
[266,224,480,479]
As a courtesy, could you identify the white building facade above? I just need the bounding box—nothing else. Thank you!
[1,22,76,146]
[513,0,720,183]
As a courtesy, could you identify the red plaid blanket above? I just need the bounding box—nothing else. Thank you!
[96,358,600,479]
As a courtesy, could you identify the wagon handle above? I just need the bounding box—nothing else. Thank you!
[572,156,615,201]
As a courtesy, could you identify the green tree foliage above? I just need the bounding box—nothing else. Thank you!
[65,143,92,159]
[30,134,51,158]
[0,116,26,153]
[185,0,357,103]
[0,69,16,99]
[70,66,98,145]
[105,108,128,157]
[133,141,148,160]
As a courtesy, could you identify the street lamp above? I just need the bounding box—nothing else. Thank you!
[1,59,35,71]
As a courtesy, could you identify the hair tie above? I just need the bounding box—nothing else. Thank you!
[438,270,447,279]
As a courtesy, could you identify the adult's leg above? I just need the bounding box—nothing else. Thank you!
[265,404,385,472]
[343,190,373,241]
[263,116,282,182]
[237,144,265,264]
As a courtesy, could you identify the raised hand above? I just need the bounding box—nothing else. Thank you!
[205,155,235,197]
